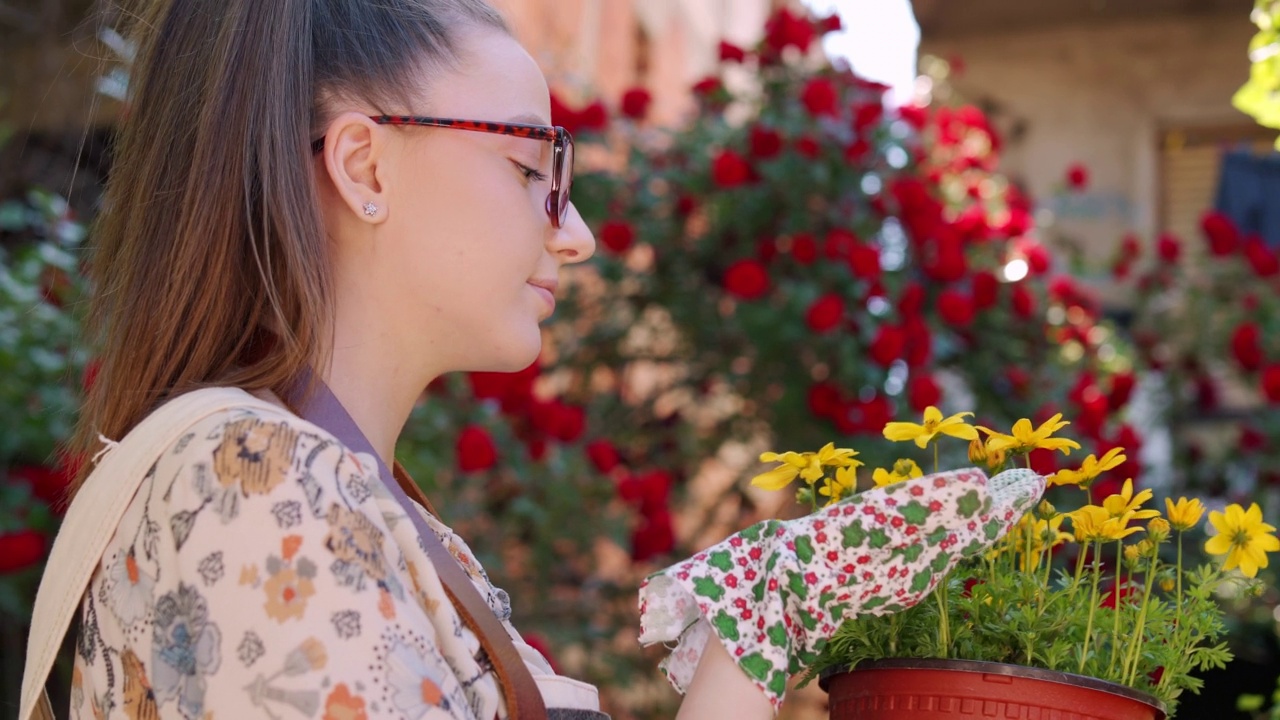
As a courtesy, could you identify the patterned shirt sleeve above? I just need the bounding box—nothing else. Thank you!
[72,406,498,720]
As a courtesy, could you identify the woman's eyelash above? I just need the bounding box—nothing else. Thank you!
[513,161,548,182]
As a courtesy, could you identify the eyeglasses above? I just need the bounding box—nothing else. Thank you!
[311,115,574,229]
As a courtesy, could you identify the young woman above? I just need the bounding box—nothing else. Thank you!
[46,0,778,717]
[37,1,1044,718]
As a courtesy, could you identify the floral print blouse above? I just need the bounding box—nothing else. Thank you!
[70,402,600,720]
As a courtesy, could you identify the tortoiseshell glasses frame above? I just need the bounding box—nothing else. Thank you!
[311,115,574,228]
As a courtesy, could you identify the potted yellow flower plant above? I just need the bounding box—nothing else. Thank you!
[752,406,1279,720]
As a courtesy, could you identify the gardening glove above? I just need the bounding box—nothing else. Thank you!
[637,467,1044,709]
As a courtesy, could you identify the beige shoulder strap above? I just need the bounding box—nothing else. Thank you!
[19,387,280,720]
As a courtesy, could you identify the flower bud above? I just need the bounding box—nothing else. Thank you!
[968,438,988,464]
[1036,500,1057,520]
[1159,577,1175,593]
[1148,518,1171,543]
[1123,544,1141,566]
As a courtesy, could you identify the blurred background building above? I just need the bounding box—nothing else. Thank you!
[915,0,1269,303]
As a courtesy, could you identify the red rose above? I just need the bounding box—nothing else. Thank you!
[0,530,46,574]
[1010,284,1036,319]
[853,102,884,136]
[1201,211,1240,256]
[585,440,621,473]
[618,470,671,513]
[907,373,942,412]
[718,40,747,63]
[869,324,905,367]
[1231,322,1263,371]
[531,400,586,443]
[631,508,675,561]
[1065,162,1088,191]
[1243,235,1280,277]
[599,220,635,253]
[723,259,770,299]
[11,464,75,510]
[1240,426,1267,453]
[790,233,817,265]
[971,271,999,310]
[456,425,498,473]
[819,13,843,33]
[763,8,815,55]
[1108,371,1136,410]
[807,382,843,419]
[692,76,723,97]
[921,234,968,282]
[1023,242,1051,276]
[847,244,880,280]
[756,238,778,264]
[748,125,783,159]
[823,228,858,259]
[838,394,893,435]
[898,282,925,317]
[620,87,652,120]
[1263,365,1280,403]
[1156,232,1181,262]
[805,293,845,332]
[896,104,928,131]
[794,136,821,158]
[937,288,975,327]
[577,101,608,132]
[902,317,932,367]
[800,77,839,117]
[711,149,753,188]
[549,92,579,135]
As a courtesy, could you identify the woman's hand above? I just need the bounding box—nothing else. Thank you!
[677,633,773,720]
[640,467,1045,710]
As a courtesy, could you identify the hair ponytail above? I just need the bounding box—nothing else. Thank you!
[69,0,507,494]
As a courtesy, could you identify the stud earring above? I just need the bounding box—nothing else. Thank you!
[363,202,378,217]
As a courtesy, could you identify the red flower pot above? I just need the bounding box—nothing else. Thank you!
[822,659,1166,720]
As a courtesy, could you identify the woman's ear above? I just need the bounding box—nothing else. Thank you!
[320,112,390,223]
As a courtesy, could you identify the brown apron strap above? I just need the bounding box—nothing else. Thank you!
[393,463,547,720]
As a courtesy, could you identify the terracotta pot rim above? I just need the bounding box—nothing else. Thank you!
[819,657,1167,714]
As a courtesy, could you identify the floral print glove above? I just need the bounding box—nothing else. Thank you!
[637,467,1044,709]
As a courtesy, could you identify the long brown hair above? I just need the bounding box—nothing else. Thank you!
[69,0,507,494]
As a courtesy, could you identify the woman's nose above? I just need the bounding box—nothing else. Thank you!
[551,202,596,264]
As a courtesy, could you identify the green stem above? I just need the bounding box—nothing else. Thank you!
[1107,541,1124,677]
[1124,554,1161,685]
[1078,541,1103,675]
[889,613,900,655]
[933,441,939,475]
[1175,531,1184,620]
[936,581,951,658]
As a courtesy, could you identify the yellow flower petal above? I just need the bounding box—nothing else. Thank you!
[883,422,925,443]
[750,465,800,491]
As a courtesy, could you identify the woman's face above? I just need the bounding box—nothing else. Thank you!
[323,27,595,378]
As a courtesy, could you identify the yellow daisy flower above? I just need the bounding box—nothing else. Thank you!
[1100,479,1160,521]
[883,406,978,449]
[1048,447,1126,488]
[1205,503,1280,579]
[819,466,858,505]
[750,443,861,491]
[871,458,923,488]
[1165,496,1206,531]
[979,413,1081,456]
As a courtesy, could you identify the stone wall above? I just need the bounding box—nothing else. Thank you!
[922,11,1264,301]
